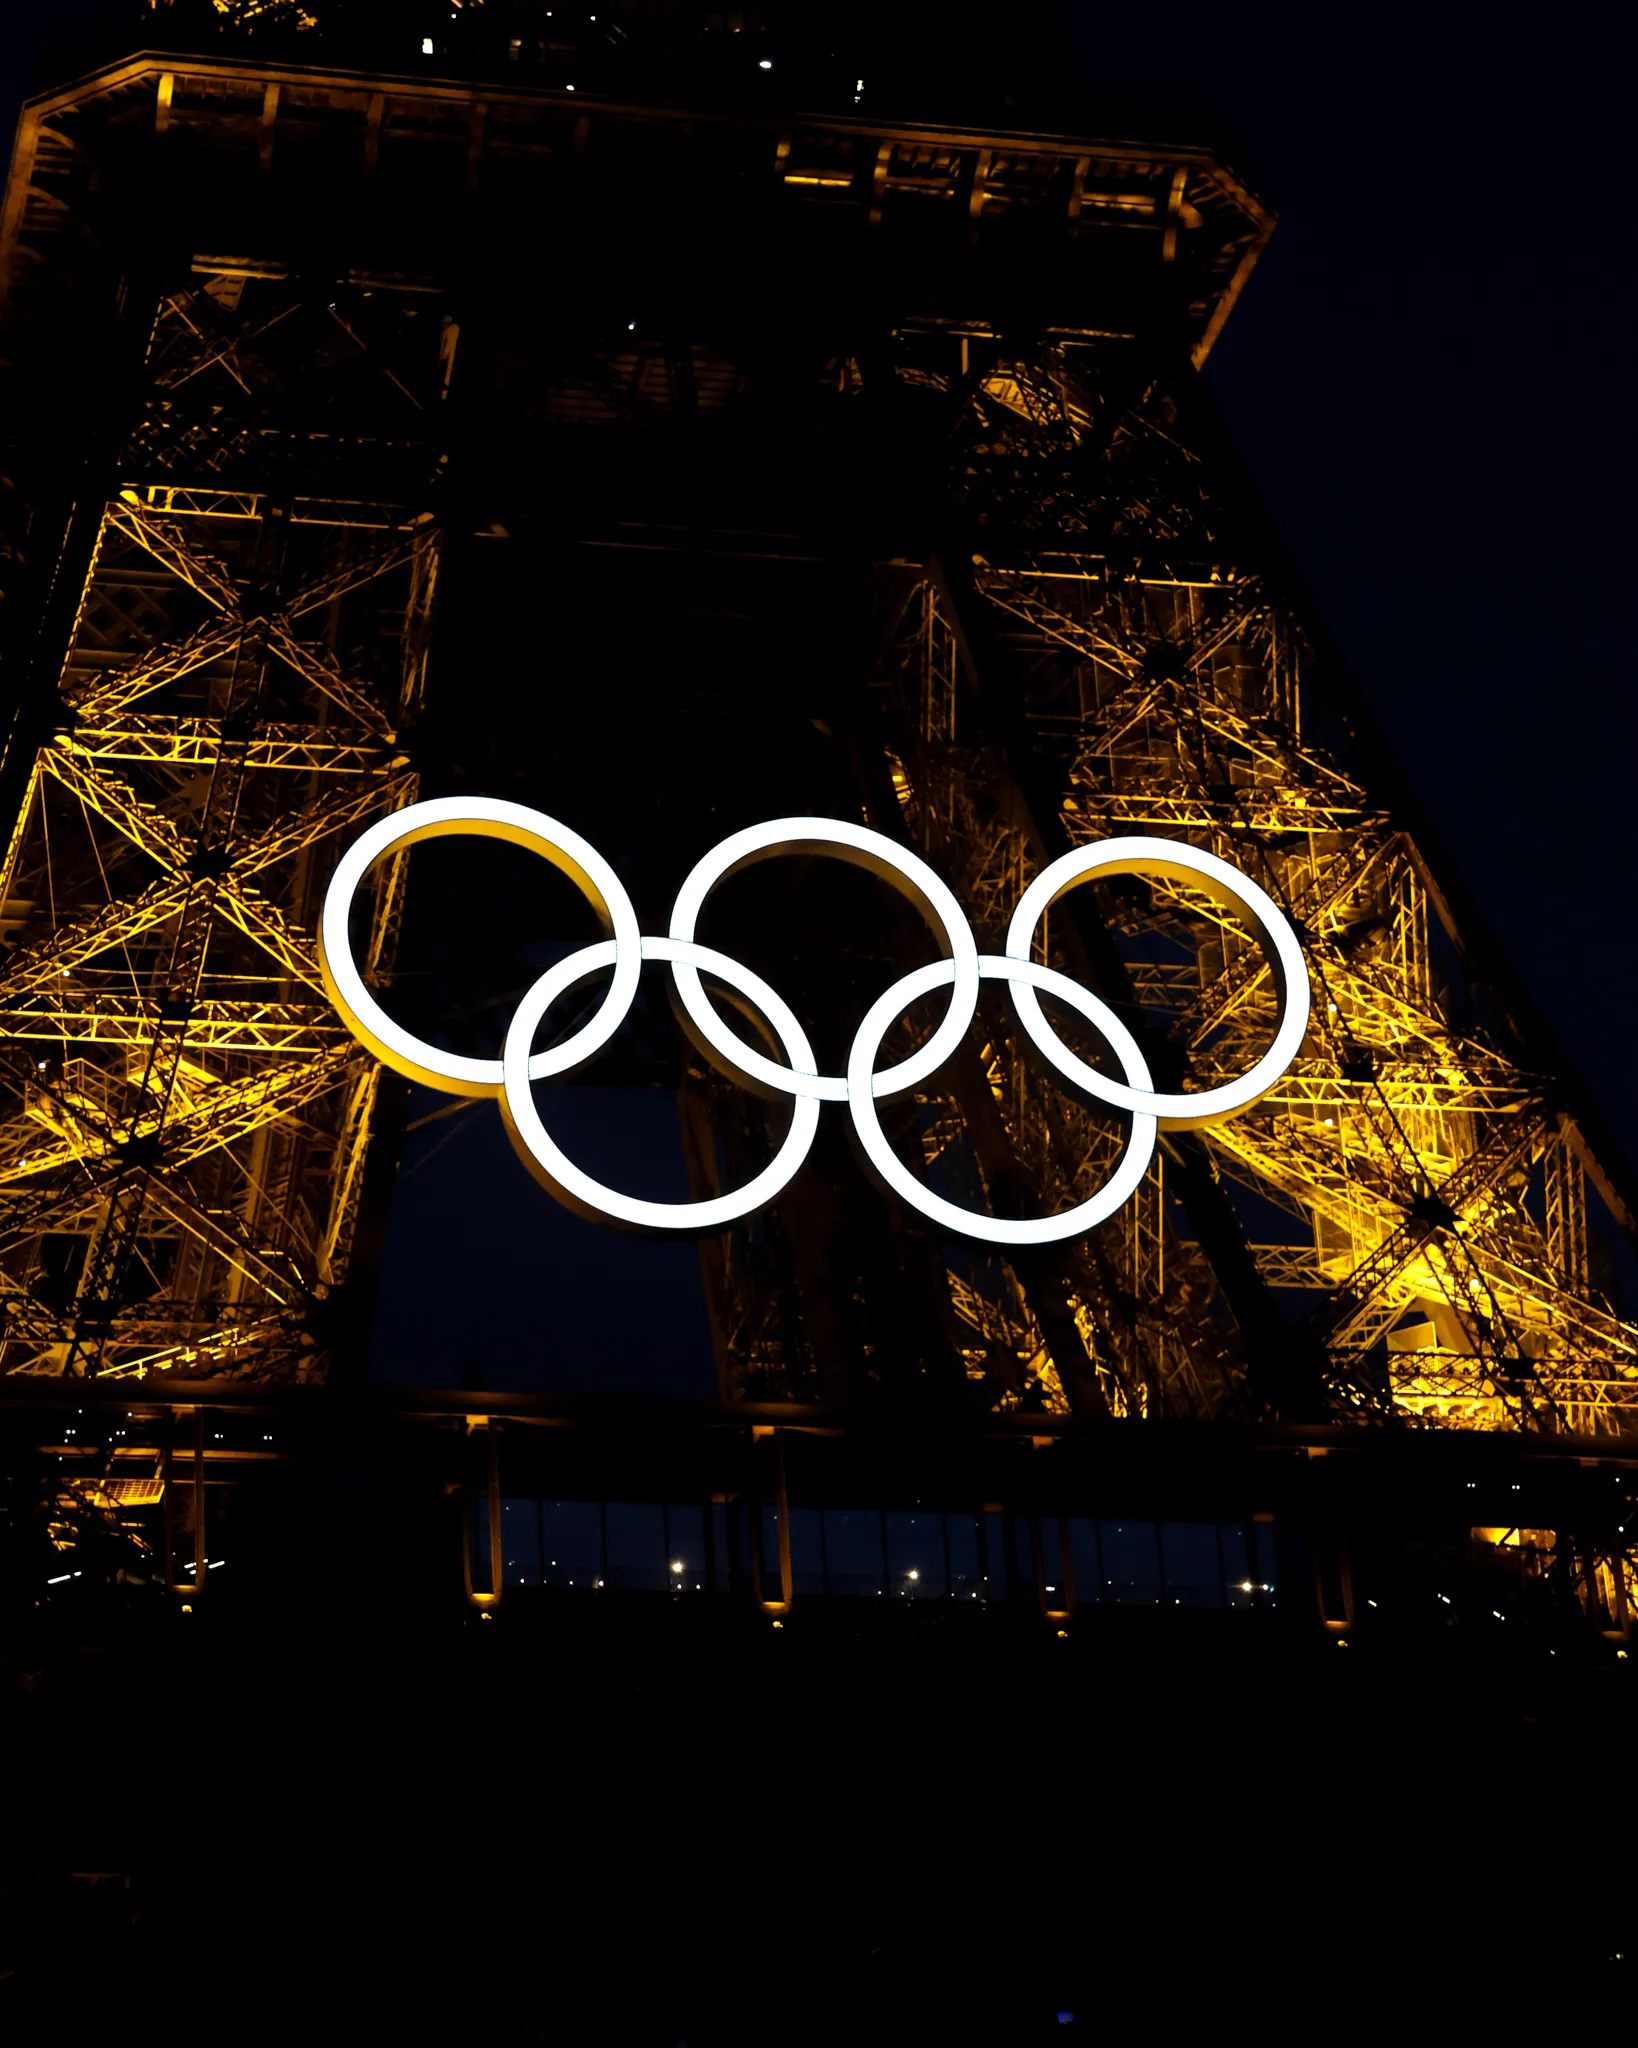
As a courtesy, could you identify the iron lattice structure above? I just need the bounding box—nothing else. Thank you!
[676,388,1638,1435]
[0,28,1633,1467]
[872,382,1638,1434]
[0,245,446,1375]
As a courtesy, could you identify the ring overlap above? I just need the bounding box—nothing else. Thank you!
[322,799,1310,1245]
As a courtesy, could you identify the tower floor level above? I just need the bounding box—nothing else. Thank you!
[0,24,1633,1489]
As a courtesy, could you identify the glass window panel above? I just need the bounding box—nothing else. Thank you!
[499,1497,542,1588]
[946,1514,984,1602]
[981,1511,1011,1600]
[1256,1521,1281,1606]
[1067,1517,1101,1605]
[1221,1523,1257,1608]
[541,1499,604,1589]
[788,1507,824,1597]
[1099,1520,1161,1604]
[1039,1515,1067,1603]
[604,1501,668,1590]
[710,1501,734,1593]
[725,1500,757,1594]
[886,1511,947,1598]
[822,1508,884,1597]
[665,1502,706,1592]
[758,1506,784,1600]
[1160,1522,1225,1608]
[1012,1515,1036,1596]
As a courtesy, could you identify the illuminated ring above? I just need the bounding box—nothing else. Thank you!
[846,954,1158,1247]
[1005,837,1310,1131]
[501,934,820,1232]
[667,817,980,1104]
[318,796,642,1099]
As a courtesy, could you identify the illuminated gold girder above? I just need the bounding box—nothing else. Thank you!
[0,258,446,1378]
[875,342,1638,1434]
[3,44,1631,1456]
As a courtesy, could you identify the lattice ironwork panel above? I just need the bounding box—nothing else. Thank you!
[0,260,448,1379]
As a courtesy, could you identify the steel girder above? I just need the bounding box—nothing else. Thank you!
[0,259,446,1379]
[869,338,1638,1432]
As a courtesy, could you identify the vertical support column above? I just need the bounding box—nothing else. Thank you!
[751,1426,791,1617]
[193,1405,207,1591]
[463,1415,502,1609]
[258,83,279,179]
[1546,1138,1589,1294]
[1036,1512,1075,1625]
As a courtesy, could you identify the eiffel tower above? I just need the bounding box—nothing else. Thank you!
[3,7,1636,2029]
[0,2,1632,1633]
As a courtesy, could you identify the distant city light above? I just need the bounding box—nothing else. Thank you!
[759,59,772,70]
[421,38,434,55]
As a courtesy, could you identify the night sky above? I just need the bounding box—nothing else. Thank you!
[2,3,1633,1378]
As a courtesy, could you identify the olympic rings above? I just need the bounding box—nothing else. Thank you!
[1004,837,1310,1130]
[501,936,821,1232]
[846,955,1158,1245]
[317,796,642,1098]
[668,816,980,1104]
[320,798,1310,1245]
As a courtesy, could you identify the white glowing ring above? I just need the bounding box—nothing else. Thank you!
[501,935,821,1232]
[846,954,1158,1246]
[667,817,980,1104]
[318,796,643,1099]
[1004,837,1310,1131]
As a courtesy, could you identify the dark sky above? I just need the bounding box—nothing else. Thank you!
[2,2,1633,1321]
